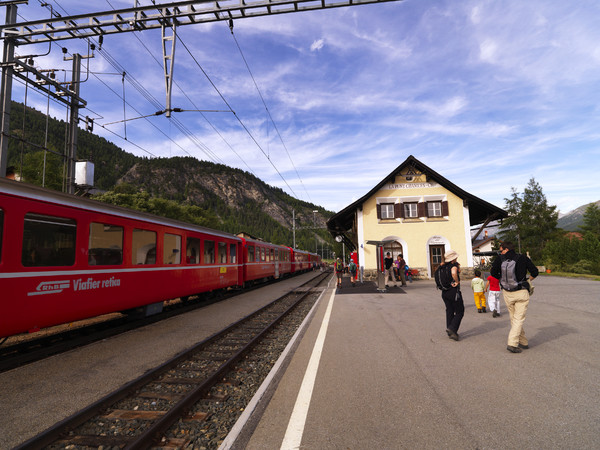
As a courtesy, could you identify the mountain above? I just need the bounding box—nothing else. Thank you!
[6,102,336,253]
[557,200,600,231]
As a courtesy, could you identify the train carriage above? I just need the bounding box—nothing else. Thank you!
[240,237,292,285]
[0,179,243,338]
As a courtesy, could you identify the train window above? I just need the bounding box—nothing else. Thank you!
[204,240,215,264]
[271,249,275,261]
[230,244,236,264]
[260,247,265,262]
[248,245,255,262]
[22,213,76,267]
[186,237,200,264]
[89,223,123,266]
[132,229,156,265]
[218,242,227,264]
[0,209,3,261]
[164,233,181,264]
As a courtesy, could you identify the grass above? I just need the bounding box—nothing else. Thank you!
[538,271,600,281]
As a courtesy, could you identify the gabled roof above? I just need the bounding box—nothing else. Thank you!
[473,237,495,251]
[327,155,507,238]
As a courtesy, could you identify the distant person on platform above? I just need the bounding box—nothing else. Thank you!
[384,252,397,288]
[348,259,358,287]
[490,241,539,354]
[436,250,464,341]
[395,254,407,286]
[335,257,344,289]
[471,269,487,313]
[485,274,501,317]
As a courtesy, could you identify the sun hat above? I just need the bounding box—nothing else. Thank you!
[444,250,459,262]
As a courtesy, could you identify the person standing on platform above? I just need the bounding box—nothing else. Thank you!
[384,252,397,288]
[395,254,407,286]
[335,257,344,289]
[435,250,464,341]
[348,259,358,287]
[471,269,487,313]
[485,274,501,317]
[490,241,539,354]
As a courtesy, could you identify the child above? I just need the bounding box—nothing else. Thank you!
[471,269,487,313]
[485,274,501,317]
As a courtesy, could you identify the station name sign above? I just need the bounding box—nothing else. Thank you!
[386,182,439,189]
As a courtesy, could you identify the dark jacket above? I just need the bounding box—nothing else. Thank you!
[490,249,539,286]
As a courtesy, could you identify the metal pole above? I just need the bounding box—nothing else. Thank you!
[66,54,81,194]
[0,4,18,178]
[313,210,317,254]
[292,209,295,249]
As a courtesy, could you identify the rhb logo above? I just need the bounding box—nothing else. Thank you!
[28,280,70,296]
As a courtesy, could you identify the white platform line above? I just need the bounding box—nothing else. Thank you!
[280,287,336,450]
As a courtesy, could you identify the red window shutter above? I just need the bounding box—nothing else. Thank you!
[442,201,449,216]
[376,204,382,219]
[394,203,402,218]
[418,202,427,217]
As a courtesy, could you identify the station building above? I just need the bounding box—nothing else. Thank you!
[326,155,507,279]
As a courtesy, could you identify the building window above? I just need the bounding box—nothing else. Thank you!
[381,203,395,219]
[427,201,442,217]
[404,203,418,218]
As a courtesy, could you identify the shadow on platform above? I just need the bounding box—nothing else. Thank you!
[335,277,406,295]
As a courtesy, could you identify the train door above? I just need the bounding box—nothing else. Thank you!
[430,244,445,274]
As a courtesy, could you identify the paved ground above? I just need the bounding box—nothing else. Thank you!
[242,274,600,450]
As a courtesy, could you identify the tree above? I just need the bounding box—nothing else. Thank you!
[579,203,600,237]
[500,178,559,262]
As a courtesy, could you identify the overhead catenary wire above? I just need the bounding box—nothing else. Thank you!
[111,7,260,178]
[228,20,313,204]
[175,32,300,199]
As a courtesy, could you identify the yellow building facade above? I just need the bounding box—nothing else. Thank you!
[327,156,507,278]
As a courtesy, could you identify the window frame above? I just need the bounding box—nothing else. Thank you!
[403,202,419,219]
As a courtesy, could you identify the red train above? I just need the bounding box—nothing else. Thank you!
[0,178,320,339]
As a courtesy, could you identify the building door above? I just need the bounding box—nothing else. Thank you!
[430,245,445,274]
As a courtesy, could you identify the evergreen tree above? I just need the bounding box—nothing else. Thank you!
[579,203,600,237]
[500,178,559,262]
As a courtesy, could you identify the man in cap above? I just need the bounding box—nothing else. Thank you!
[438,249,464,341]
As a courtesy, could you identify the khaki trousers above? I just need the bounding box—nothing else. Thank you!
[502,289,530,347]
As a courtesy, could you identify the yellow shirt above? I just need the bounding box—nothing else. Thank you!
[471,277,485,293]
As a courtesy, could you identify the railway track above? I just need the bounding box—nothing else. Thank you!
[16,271,331,449]
[0,273,315,374]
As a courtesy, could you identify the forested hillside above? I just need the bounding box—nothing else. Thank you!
[6,102,337,255]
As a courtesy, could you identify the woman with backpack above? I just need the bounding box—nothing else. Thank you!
[435,250,464,341]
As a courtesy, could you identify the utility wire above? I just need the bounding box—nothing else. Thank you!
[175,33,299,198]
[229,22,312,203]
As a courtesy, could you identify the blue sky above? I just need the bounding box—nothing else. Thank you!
[6,0,600,215]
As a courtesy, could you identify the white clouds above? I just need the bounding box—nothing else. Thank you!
[310,39,325,52]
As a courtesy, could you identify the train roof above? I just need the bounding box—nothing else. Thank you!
[0,178,241,241]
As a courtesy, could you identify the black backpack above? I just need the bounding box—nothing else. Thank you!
[435,264,454,291]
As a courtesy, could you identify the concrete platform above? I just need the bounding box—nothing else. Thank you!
[237,275,600,450]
